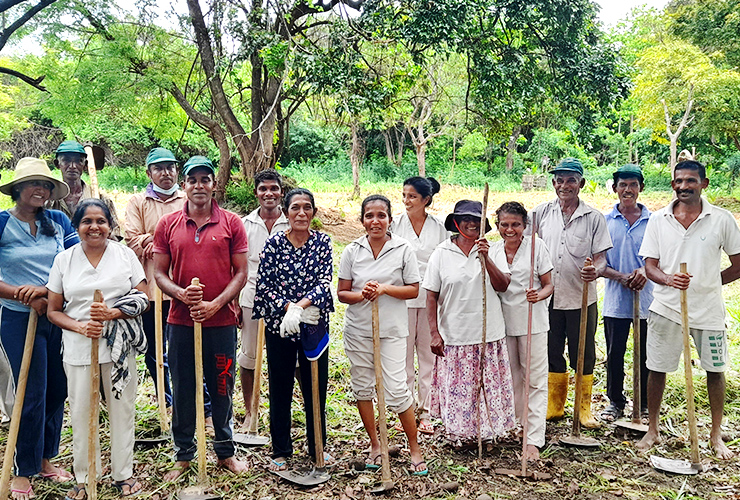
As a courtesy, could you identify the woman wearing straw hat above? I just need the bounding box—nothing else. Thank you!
[0,157,78,500]
[424,200,516,447]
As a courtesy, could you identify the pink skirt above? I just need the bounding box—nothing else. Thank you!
[430,339,516,443]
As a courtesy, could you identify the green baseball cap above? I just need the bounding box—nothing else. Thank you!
[146,147,178,167]
[182,155,215,176]
[551,157,584,176]
[612,164,644,183]
[55,140,86,156]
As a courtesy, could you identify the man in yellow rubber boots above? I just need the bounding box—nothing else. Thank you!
[531,158,612,427]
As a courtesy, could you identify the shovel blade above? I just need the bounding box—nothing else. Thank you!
[615,420,649,434]
[559,434,601,448]
[233,432,269,447]
[275,467,331,486]
[177,486,220,500]
[370,480,395,494]
[134,433,171,448]
[650,455,702,475]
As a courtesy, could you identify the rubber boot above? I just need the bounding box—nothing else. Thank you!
[579,374,601,428]
[546,372,568,421]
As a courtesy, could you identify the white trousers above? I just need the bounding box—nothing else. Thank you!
[405,308,434,419]
[64,353,137,483]
[506,333,548,448]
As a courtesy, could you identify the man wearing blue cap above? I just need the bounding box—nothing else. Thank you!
[48,140,121,239]
[600,165,652,423]
[531,158,612,428]
[153,155,249,477]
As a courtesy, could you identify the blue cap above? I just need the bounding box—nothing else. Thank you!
[55,140,86,156]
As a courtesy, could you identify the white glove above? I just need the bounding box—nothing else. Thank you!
[279,303,303,338]
[300,305,321,325]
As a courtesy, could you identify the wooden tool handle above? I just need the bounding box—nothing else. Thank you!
[88,289,103,500]
[477,183,489,460]
[632,290,641,423]
[571,263,590,438]
[191,278,207,482]
[0,310,38,499]
[372,301,391,482]
[311,359,325,468]
[84,145,100,199]
[679,263,700,465]
[154,286,169,433]
[248,319,266,434]
[521,211,537,475]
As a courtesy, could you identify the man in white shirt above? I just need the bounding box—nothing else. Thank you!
[636,160,740,459]
[237,170,289,427]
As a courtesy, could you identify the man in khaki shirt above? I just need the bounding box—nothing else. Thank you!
[48,140,122,240]
[125,148,186,408]
[531,158,612,428]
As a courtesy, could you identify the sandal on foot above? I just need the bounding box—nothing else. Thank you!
[365,454,382,470]
[112,478,142,497]
[409,460,428,476]
[418,420,434,435]
[10,485,34,500]
[268,458,288,472]
[599,403,623,423]
[40,468,74,483]
[393,421,404,432]
[65,485,86,500]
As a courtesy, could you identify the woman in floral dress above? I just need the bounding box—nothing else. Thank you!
[253,188,334,471]
[425,200,517,447]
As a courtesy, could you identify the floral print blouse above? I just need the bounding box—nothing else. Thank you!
[253,230,334,336]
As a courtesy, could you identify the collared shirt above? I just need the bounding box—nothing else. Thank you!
[423,237,510,345]
[252,231,334,334]
[390,212,450,308]
[239,208,289,308]
[604,203,653,319]
[47,180,122,240]
[0,210,79,312]
[639,197,740,330]
[46,242,146,365]
[532,198,612,310]
[124,184,186,299]
[153,200,249,327]
[338,234,420,339]
[494,237,553,337]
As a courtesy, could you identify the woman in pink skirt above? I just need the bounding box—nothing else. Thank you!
[424,200,516,447]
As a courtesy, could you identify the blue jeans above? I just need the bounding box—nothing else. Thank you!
[168,324,236,461]
[0,307,66,476]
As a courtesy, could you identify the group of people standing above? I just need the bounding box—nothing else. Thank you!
[0,144,737,500]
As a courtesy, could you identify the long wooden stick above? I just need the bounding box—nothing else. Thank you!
[680,263,700,465]
[155,286,169,433]
[372,301,391,485]
[248,319,266,434]
[311,359,325,468]
[477,182,489,460]
[631,291,642,425]
[571,261,591,439]
[521,212,537,475]
[88,290,103,500]
[84,145,100,199]
[0,310,38,499]
[192,278,208,484]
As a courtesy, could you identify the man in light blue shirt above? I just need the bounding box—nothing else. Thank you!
[601,164,653,422]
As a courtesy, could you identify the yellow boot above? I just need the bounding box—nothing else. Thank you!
[546,372,568,421]
[579,374,601,428]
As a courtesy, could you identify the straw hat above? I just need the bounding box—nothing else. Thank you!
[0,157,70,200]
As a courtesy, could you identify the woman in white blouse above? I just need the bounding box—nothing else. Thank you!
[47,199,148,500]
[390,177,448,434]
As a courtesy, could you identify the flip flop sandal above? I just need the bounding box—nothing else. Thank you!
[417,421,435,435]
[393,421,404,432]
[365,454,382,470]
[10,485,34,500]
[40,469,74,483]
[268,459,288,472]
[409,460,428,476]
[112,478,142,497]
[599,403,623,423]
[65,485,86,500]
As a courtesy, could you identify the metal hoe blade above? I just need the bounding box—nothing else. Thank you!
[134,433,171,448]
[177,486,221,500]
[233,432,269,447]
[615,420,649,434]
[494,468,552,480]
[275,467,331,486]
[559,435,601,448]
[370,480,395,494]
[650,455,702,475]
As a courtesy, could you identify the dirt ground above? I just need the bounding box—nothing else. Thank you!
[2,184,740,499]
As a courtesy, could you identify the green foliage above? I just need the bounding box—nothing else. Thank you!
[668,0,740,69]
[287,119,342,164]
[458,131,487,160]
[224,180,258,215]
[725,152,740,189]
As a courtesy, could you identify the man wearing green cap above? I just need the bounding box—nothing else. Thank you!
[48,140,121,239]
[530,157,612,428]
[153,155,249,477]
[600,165,652,423]
[124,148,186,409]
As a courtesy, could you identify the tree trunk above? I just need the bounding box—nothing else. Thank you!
[350,121,362,198]
[393,125,404,166]
[415,142,427,177]
[247,55,281,178]
[383,129,394,164]
[505,125,520,171]
[662,86,694,176]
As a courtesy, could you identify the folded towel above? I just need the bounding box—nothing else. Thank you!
[103,290,149,399]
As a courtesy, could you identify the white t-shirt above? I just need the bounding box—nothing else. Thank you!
[47,242,147,366]
[239,208,289,308]
[423,237,510,346]
[494,237,553,337]
[639,198,740,330]
[338,234,420,339]
[391,212,449,308]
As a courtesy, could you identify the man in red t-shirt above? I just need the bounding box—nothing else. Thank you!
[153,156,249,478]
